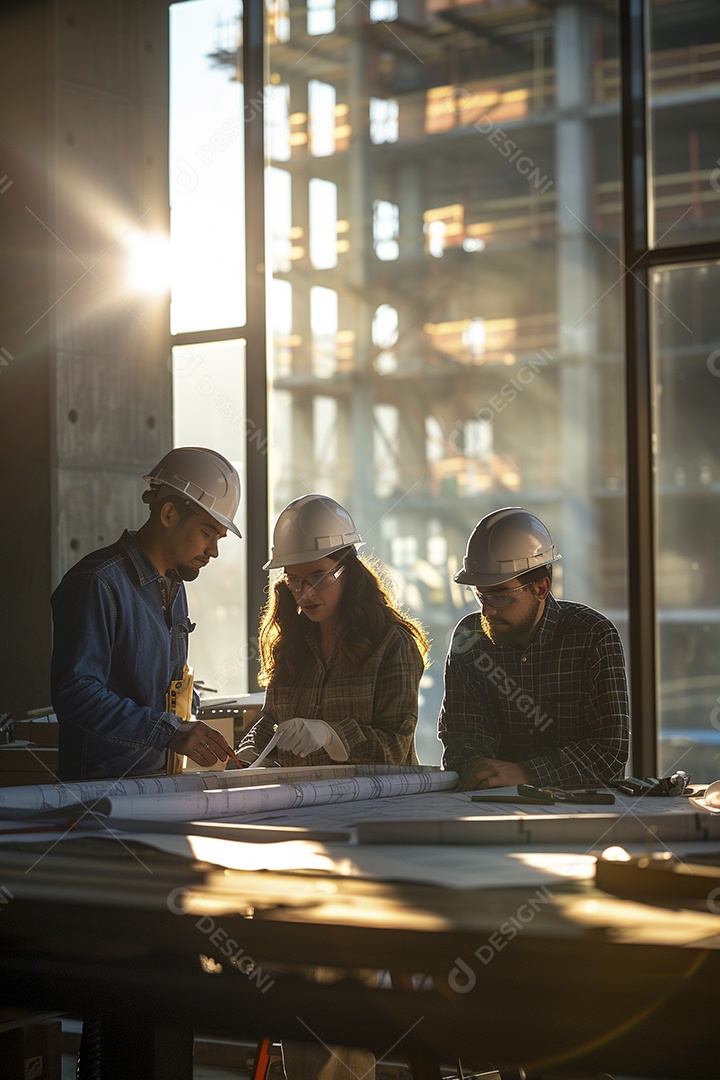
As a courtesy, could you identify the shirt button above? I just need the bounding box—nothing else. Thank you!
[522,656,527,663]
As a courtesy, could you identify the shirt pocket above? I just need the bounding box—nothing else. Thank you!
[265,684,303,720]
[541,686,585,740]
[323,682,373,725]
[172,616,194,674]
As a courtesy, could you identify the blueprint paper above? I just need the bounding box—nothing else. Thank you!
[84,770,459,821]
[0,764,445,811]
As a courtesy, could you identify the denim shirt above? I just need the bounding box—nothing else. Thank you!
[51,530,194,781]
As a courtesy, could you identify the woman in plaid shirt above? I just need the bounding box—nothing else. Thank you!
[239,493,429,768]
[239,494,430,1080]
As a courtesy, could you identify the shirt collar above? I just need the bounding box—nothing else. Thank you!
[119,529,165,587]
[533,591,559,647]
[301,620,338,667]
[302,620,322,654]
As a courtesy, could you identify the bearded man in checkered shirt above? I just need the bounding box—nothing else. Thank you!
[439,507,629,792]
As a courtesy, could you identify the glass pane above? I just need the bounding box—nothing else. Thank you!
[652,262,720,782]
[169,0,245,333]
[307,0,335,37]
[262,0,628,763]
[649,1,720,247]
[172,340,252,694]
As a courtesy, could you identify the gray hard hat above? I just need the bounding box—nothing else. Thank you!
[454,507,561,587]
[142,446,242,537]
[264,494,363,569]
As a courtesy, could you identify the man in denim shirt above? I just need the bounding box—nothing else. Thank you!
[51,447,242,781]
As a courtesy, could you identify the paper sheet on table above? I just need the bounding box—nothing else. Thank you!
[220,788,720,845]
[246,726,283,768]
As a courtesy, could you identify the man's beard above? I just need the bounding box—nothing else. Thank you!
[481,596,541,649]
[174,564,200,582]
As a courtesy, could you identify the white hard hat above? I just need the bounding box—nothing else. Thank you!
[142,446,242,538]
[454,507,561,587]
[264,494,363,569]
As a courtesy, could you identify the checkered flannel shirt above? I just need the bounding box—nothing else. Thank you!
[438,593,629,788]
[240,623,424,767]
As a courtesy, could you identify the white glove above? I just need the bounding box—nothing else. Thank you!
[274,718,348,762]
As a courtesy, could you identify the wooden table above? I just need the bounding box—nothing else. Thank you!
[0,794,718,1079]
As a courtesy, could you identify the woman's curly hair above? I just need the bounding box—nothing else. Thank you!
[258,547,430,686]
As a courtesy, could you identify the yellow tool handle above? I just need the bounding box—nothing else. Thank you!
[166,664,194,774]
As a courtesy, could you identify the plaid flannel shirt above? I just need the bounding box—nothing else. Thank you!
[438,593,629,788]
[240,623,424,767]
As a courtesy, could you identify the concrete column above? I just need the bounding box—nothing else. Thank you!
[0,0,171,719]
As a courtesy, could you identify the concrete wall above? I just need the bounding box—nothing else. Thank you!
[0,0,172,720]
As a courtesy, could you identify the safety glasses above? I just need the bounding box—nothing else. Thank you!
[471,583,530,609]
[282,565,346,593]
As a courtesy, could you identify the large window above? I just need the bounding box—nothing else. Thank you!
[648,1,720,247]
[652,264,720,779]
[169,0,720,778]
[264,0,627,762]
[171,340,251,689]
[170,0,249,691]
[646,2,720,781]
[170,0,245,335]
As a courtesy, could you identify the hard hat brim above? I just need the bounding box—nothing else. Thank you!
[211,513,242,539]
[263,541,361,570]
[453,567,520,587]
[454,555,561,588]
